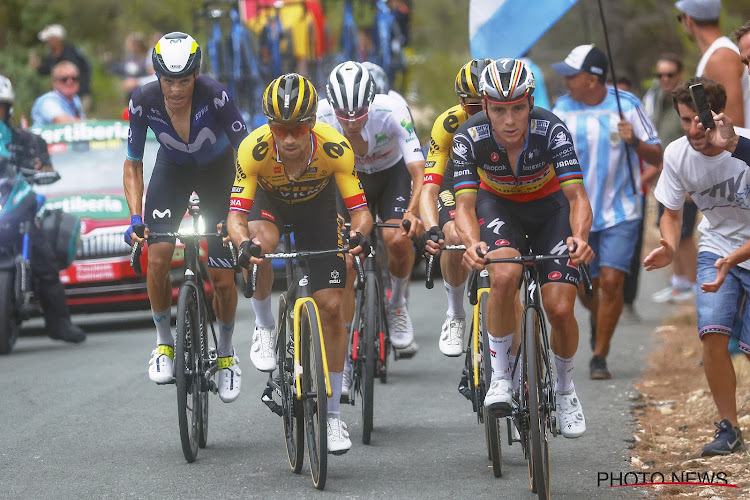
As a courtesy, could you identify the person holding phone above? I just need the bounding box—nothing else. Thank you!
[644,76,750,457]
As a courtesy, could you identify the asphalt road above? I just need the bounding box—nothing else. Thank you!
[0,269,670,499]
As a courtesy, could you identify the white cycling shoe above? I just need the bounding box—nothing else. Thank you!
[217,354,241,403]
[388,303,414,349]
[250,325,276,372]
[484,378,513,416]
[327,416,352,455]
[556,389,586,438]
[439,316,466,357]
[148,345,174,384]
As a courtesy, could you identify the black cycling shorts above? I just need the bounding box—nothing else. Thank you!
[437,158,456,229]
[144,147,234,269]
[247,180,346,292]
[476,190,579,287]
[357,158,412,221]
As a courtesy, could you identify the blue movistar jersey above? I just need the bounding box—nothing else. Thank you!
[126,75,248,166]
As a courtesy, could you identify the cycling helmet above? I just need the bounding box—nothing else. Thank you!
[262,73,318,124]
[152,32,201,78]
[326,61,376,117]
[455,58,493,98]
[361,62,390,94]
[479,58,535,104]
[0,75,13,121]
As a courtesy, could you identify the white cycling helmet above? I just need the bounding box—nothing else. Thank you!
[0,75,14,121]
[152,32,202,78]
[479,58,535,104]
[361,62,390,94]
[326,61,376,118]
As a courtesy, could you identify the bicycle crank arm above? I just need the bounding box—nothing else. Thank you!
[261,386,283,417]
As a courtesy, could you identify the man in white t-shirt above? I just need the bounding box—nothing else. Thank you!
[675,0,749,127]
[644,77,750,457]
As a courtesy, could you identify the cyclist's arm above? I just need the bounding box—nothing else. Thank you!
[561,183,592,243]
[391,102,424,224]
[419,182,441,228]
[349,206,374,240]
[228,136,260,247]
[421,111,457,228]
[214,82,249,149]
[452,132,485,269]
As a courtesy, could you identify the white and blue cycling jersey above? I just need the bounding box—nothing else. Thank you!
[553,86,660,232]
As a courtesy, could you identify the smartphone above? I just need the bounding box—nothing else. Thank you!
[689,83,716,129]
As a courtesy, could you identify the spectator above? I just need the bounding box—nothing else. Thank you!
[31,61,86,126]
[552,45,663,380]
[521,56,551,110]
[29,24,92,113]
[641,53,700,305]
[675,0,749,127]
[114,32,156,102]
[644,77,749,457]
[736,19,750,75]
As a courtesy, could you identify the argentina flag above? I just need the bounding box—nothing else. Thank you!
[470,0,579,59]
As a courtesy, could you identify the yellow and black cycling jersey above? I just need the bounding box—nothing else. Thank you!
[423,104,469,187]
[230,122,367,213]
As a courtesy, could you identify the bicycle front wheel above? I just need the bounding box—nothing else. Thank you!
[526,306,550,499]
[479,291,502,477]
[175,285,201,463]
[279,294,304,473]
[198,299,211,449]
[361,274,377,444]
[300,301,328,490]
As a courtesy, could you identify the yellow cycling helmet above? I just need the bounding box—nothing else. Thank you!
[262,73,318,124]
[455,58,493,98]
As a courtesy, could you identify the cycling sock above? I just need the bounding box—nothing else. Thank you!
[445,281,466,319]
[152,307,173,347]
[327,371,343,417]
[488,333,513,380]
[508,354,519,392]
[672,274,692,290]
[217,319,235,358]
[389,273,409,306]
[251,296,275,328]
[554,354,575,394]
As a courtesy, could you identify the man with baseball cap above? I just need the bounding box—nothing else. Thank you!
[29,24,92,112]
[552,44,663,380]
[675,0,749,127]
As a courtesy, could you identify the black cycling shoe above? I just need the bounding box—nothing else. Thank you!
[48,321,86,344]
[589,355,611,380]
[701,419,747,456]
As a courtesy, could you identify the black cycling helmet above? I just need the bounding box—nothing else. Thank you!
[152,32,202,78]
[455,58,493,99]
[479,58,535,104]
[262,73,318,124]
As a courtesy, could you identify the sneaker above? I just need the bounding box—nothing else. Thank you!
[217,354,241,403]
[388,304,414,349]
[341,368,352,400]
[557,389,586,438]
[484,378,513,416]
[589,355,611,380]
[651,285,675,303]
[396,340,419,359]
[148,345,174,384]
[250,325,276,372]
[326,416,352,455]
[671,286,695,303]
[439,317,466,357]
[701,419,747,456]
[48,320,86,344]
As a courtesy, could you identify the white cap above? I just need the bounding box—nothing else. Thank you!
[38,24,66,42]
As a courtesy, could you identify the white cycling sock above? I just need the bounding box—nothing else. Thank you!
[672,274,691,290]
[445,280,466,319]
[327,371,343,417]
[508,354,519,392]
[488,333,513,380]
[217,319,235,358]
[251,296,275,328]
[389,273,409,306]
[554,354,575,394]
[152,307,173,347]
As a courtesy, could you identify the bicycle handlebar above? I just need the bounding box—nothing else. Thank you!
[424,244,466,289]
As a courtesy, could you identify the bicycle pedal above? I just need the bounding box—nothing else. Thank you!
[156,378,176,385]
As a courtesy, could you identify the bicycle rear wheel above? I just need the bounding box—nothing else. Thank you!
[479,291,502,477]
[361,274,377,444]
[278,294,304,473]
[300,301,328,490]
[175,285,201,463]
[526,306,550,499]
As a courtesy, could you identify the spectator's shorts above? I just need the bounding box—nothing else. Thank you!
[587,219,640,278]
[696,251,750,354]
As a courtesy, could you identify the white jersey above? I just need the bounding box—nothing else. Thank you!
[553,87,661,231]
[696,36,750,126]
[654,128,750,270]
[317,93,424,174]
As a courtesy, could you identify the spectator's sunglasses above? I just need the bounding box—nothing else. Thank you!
[55,75,79,83]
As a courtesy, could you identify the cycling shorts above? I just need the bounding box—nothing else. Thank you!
[476,190,579,287]
[144,148,234,269]
[248,180,345,292]
[357,158,412,222]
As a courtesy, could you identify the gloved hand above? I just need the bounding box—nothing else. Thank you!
[347,231,371,257]
[124,215,147,246]
[238,240,261,269]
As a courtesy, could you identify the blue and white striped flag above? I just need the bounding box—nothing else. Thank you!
[470,0,578,59]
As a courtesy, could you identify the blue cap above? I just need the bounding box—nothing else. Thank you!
[675,0,721,21]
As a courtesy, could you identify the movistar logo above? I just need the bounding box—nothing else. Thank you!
[213,91,229,109]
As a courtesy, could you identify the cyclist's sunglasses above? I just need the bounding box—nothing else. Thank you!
[334,106,369,121]
[464,103,483,116]
[269,123,311,138]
